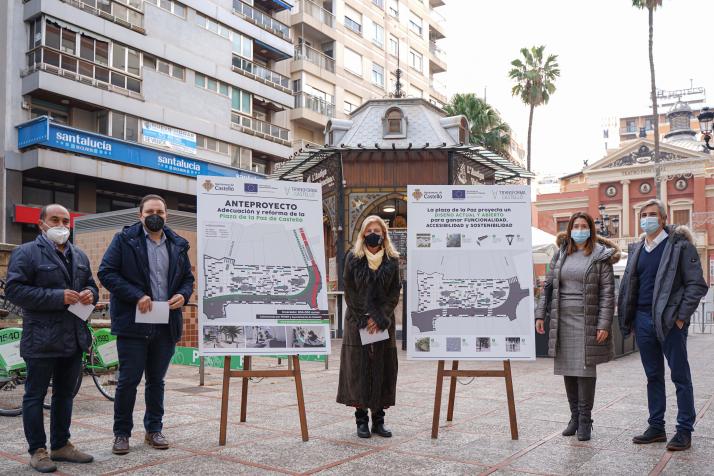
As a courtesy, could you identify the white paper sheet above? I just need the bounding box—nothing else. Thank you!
[135,301,170,324]
[0,341,23,368]
[68,302,94,321]
[359,328,389,345]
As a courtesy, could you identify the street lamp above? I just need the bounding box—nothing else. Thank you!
[697,107,714,150]
[594,204,619,238]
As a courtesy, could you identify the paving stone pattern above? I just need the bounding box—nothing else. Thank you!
[1,333,713,475]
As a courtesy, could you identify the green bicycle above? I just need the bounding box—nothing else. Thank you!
[0,321,120,417]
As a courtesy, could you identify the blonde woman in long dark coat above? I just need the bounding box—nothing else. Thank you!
[535,212,620,441]
[337,215,401,439]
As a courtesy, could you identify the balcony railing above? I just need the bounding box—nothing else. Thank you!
[24,46,142,99]
[233,0,291,40]
[429,41,446,61]
[430,77,447,96]
[344,17,362,34]
[294,0,335,28]
[620,127,638,135]
[60,0,145,32]
[294,44,336,73]
[292,139,322,151]
[231,113,290,144]
[231,56,290,90]
[429,7,446,24]
[294,92,335,117]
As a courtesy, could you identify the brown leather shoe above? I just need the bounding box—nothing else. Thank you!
[145,432,169,449]
[30,448,57,473]
[112,436,130,455]
[51,441,93,463]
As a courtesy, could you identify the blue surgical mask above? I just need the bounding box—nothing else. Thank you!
[571,229,591,244]
[640,216,660,235]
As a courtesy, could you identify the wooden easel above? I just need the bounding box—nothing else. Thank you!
[218,354,309,444]
[431,359,518,439]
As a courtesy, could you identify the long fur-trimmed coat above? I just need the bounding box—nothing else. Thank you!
[535,235,621,366]
[336,250,401,409]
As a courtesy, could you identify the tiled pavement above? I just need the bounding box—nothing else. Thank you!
[2,333,713,475]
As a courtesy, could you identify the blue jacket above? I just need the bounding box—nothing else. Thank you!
[97,222,194,343]
[618,225,708,342]
[5,235,98,359]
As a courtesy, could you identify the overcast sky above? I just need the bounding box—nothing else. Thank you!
[441,0,714,176]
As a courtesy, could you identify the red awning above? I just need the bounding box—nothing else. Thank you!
[14,205,85,228]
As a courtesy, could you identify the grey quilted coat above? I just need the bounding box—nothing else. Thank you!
[535,234,621,366]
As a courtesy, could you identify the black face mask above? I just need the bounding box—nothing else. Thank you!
[364,232,383,247]
[144,214,164,232]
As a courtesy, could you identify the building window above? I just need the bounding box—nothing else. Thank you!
[556,219,569,233]
[145,0,186,18]
[35,20,137,93]
[372,63,384,87]
[197,135,230,155]
[232,146,252,170]
[372,22,384,48]
[231,87,252,115]
[195,72,231,97]
[29,18,42,49]
[232,32,253,59]
[195,12,231,38]
[143,54,185,80]
[409,49,423,73]
[384,107,405,136]
[344,5,362,34]
[252,157,268,174]
[388,35,398,56]
[626,120,636,133]
[109,111,139,142]
[344,100,358,114]
[344,47,362,76]
[408,11,423,36]
[388,0,398,17]
[672,209,691,227]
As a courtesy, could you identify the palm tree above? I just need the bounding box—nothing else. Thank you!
[508,46,560,181]
[220,326,241,344]
[444,93,513,160]
[633,0,664,199]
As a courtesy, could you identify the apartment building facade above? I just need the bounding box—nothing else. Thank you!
[277,0,448,148]
[1,0,296,243]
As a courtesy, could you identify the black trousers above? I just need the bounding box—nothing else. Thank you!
[113,325,175,437]
[23,352,83,454]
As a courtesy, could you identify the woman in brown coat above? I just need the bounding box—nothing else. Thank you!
[535,212,620,441]
[336,215,401,438]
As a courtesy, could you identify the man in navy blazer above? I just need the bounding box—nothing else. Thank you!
[98,195,194,455]
[6,204,98,473]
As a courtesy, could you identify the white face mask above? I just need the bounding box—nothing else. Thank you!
[44,225,70,245]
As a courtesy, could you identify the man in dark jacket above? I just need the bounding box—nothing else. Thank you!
[98,195,194,455]
[6,204,97,473]
[618,199,707,451]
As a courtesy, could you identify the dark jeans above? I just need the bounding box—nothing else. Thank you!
[635,310,695,433]
[113,325,175,437]
[23,352,83,454]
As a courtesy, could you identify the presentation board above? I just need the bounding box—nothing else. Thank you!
[406,185,535,360]
[197,176,330,356]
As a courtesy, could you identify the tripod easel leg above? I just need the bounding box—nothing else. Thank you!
[446,360,459,421]
[292,355,309,441]
[431,360,445,439]
[219,356,231,446]
[504,359,519,440]
[240,355,251,423]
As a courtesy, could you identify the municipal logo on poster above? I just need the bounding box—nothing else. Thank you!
[202,179,214,192]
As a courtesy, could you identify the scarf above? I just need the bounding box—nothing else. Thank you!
[365,248,384,271]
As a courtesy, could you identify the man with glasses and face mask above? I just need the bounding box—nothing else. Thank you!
[98,194,194,455]
[5,204,98,473]
[618,198,707,451]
